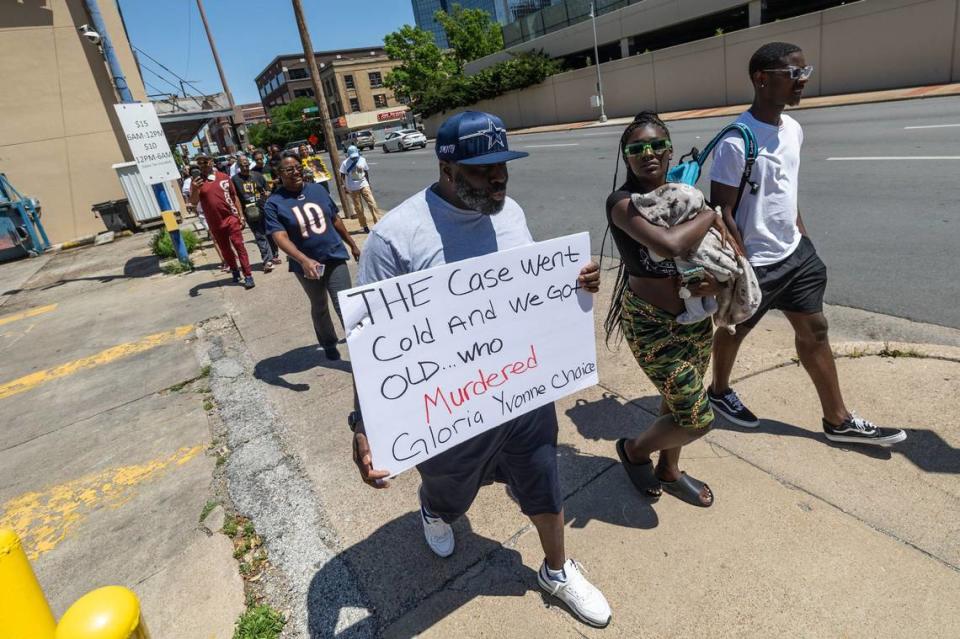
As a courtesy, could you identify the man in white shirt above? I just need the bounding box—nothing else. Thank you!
[338,145,379,233]
[707,42,906,447]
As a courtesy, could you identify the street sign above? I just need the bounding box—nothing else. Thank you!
[377,109,406,122]
[303,106,319,114]
[113,103,180,185]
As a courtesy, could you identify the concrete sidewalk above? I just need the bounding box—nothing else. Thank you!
[506,82,960,137]
[0,236,244,635]
[197,221,959,638]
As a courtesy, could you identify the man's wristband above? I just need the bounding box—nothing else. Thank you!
[347,410,363,433]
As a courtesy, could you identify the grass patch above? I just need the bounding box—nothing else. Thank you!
[216,452,227,468]
[150,227,200,258]
[233,604,285,639]
[161,258,195,275]
[846,346,869,359]
[878,343,924,359]
[199,500,218,524]
[203,399,215,411]
[223,515,269,582]
[199,364,212,378]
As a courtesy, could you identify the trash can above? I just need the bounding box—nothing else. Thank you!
[92,199,133,233]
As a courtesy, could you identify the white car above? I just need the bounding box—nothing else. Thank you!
[382,129,427,153]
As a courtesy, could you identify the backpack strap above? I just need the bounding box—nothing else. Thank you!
[704,123,758,221]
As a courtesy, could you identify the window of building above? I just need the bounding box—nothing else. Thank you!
[344,74,355,89]
[373,94,388,108]
[349,98,361,113]
[294,88,315,98]
[288,68,309,80]
[368,71,383,88]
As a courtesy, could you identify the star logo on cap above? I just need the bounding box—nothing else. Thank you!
[483,119,506,150]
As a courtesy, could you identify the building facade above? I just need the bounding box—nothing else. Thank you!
[485,0,853,67]
[0,0,148,243]
[255,48,411,148]
[411,0,512,48]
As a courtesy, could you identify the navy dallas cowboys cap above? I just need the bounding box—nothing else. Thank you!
[435,111,529,165]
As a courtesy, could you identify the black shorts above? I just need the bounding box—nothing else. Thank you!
[417,403,561,523]
[740,236,827,330]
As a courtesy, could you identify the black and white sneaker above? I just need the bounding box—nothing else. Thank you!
[708,387,760,428]
[823,413,907,447]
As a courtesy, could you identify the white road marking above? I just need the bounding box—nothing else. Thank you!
[826,156,960,161]
[521,143,580,148]
[903,123,960,130]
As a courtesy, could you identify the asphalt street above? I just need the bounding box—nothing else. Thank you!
[363,96,960,329]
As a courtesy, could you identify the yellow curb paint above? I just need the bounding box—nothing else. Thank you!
[0,445,205,560]
[0,325,193,400]
[0,304,57,327]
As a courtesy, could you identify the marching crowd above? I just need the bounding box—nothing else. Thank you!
[183,42,909,629]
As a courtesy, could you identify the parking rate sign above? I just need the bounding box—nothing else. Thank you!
[114,102,180,185]
[339,233,599,477]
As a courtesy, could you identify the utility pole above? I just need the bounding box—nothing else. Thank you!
[195,0,246,150]
[590,1,608,123]
[290,0,353,219]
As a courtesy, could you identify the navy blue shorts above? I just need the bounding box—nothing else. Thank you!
[741,236,828,330]
[417,403,562,523]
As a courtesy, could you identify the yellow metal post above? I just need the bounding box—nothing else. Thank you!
[0,528,57,639]
[55,586,150,639]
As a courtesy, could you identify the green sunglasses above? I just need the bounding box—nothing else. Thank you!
[623,138,672,157]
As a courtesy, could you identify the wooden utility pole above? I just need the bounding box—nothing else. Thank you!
[196,0,246,150]
[290,0,353,218]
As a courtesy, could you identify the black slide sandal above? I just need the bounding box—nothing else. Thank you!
[615,439,661,499]
[659,472,714,508]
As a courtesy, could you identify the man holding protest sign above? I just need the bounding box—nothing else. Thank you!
[347,112,611,628]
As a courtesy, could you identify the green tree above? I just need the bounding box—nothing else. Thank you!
[434,4,504,70]
[383,9,561,118]
[247,97,326,150]
[383,24,457,106]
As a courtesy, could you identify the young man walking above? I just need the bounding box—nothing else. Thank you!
[708,42,906,446]
[350,112,612,628]
[189,152,255,289]
[338,145,379,233]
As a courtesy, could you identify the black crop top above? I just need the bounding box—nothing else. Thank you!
[605,189,678,279]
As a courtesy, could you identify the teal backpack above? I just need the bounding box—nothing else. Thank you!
[667,122,759,218]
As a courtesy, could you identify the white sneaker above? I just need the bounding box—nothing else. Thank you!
[538,559,611,628]
[419,490,454,558]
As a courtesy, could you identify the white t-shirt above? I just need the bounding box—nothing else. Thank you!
[710,110,803,266]
[339,156,369,192]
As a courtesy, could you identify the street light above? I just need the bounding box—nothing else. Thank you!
[590,0,607,123]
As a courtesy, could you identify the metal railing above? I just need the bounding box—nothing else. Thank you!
[503,0,639,47]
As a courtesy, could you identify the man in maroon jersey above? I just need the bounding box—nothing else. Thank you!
[189,152,255,289]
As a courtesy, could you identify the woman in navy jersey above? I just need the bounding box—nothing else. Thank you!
[265,152,361,360]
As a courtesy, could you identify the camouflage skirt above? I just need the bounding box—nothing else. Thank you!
[620,288,714,429]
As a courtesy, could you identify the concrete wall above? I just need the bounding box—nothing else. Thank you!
[0,0,147,243]
[467,0,749,74]
[429,0,960,136]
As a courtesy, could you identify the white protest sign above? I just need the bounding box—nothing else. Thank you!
[113,102,180,185]
[339,232,598,477]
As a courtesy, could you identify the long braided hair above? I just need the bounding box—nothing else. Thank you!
[602,111,672,346]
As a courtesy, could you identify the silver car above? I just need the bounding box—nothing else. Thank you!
[382,129,427,153]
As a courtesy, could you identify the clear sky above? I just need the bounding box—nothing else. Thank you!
[117,0,416,105]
